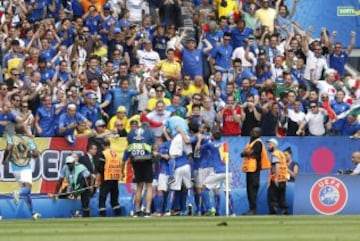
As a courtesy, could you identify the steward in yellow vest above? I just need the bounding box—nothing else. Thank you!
[97,138,122,217]
[266,138,288,215]
[240,127,270,215]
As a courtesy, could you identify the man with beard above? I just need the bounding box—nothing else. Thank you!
[266,138,288,215]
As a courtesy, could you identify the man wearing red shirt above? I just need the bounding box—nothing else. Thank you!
[216,95,242,135]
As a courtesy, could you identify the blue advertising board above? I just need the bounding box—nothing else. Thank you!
[294,174,360,215]
[0,136,359,218]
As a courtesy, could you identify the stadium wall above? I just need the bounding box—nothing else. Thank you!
[0,136,358,218]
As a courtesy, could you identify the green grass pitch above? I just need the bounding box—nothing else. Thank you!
[0,216,359,241]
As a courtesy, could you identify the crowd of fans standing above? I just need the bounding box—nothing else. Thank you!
[0,0,359,140]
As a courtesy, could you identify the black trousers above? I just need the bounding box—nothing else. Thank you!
[246,170,260,211]
[80,189,91,217]
[99,180,120,216]
[267,181,287,214]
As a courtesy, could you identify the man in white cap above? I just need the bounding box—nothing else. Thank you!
[52,155,94,217]
[267,138,288,215]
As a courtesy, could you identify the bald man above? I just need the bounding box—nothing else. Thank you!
[350,151,360,175]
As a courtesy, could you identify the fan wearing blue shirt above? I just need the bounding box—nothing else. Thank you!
[80,93,103,128]
[107,79,143,117]
[176,32,212,79]
[209,33,233,81]
[57,104,88,145]
[230,19,253,49]
[83,5,103,35]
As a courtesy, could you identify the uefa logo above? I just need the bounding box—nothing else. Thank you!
[310,177,348,215]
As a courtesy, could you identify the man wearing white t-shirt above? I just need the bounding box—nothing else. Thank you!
[302,38,328,80]
[298,101,331,136]
[135,38,160,70]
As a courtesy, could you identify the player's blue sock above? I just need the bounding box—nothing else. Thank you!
[19,186,30,196]
[173,191,181,211]
[195,193,201,214]
[214,193,220,214]
[201,189,210,212]
[166,190,174,213]
[154,194,163,213]
[180,191,188,213]
[24,194,33,214]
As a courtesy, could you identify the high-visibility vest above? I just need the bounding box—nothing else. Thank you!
[242,138,270,173]
[269,150,287,182]
[103,149,122,181]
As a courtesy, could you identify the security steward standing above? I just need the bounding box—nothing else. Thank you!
[123,122,156,217]
[267,138,288,215]
[97,138,122,217]
[241,127,270,215]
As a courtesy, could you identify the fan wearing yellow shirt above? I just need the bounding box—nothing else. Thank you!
[152,48,182,82]
[147,84,171,110]
[192,75,210,96]
[181,75,197,98]
[214,0,239,18]
[255,0,277,33]
[107,106,128,130]
[186,93,203,115]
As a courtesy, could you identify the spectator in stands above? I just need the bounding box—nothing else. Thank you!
[152,48,181,82]
[284,100,306,136]
[298,101,331,136]
[239,78,259,104]
[201,96,217,128]
[336,113,360,137]
[255,0,277,33]
[260,101,282,137]
[329,31,356,78]
[230,19,253,50]
[20,101,34,137]
[107,106,128,130]
[241,94,262,136]
[166,94,187,118]
[111,119,128,137]
[302,30,328,81]
[176,32,211,79]
[147,100,171,137]
[58,104,89,144]
[135,38,160,71]
[147,84,171,110]
[217,95,242,136]
[214,0,239,19]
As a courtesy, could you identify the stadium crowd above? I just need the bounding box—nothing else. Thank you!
[0,0,359,217]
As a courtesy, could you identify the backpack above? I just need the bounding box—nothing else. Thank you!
[10,135,32,167]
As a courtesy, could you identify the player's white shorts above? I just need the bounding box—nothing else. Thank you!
[197,167,214,188]
[169,134,192,157]
[203,172,232,191]
[170,164,192,191]
[13,169,33,185]
[157,173,169,192]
